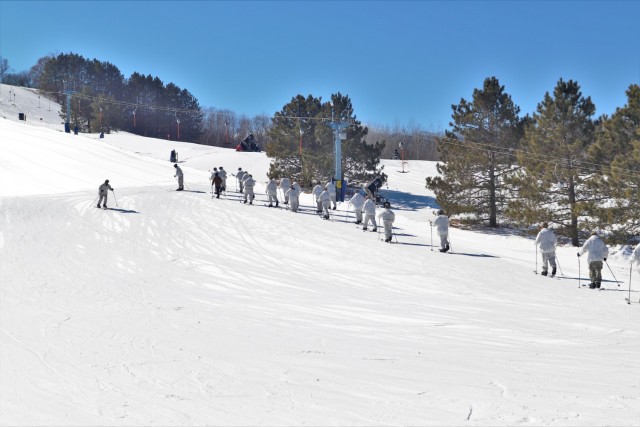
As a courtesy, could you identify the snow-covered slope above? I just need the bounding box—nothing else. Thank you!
[1,85,638,426]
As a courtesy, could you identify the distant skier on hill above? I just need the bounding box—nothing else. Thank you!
[433,209,450,252]
[535,222,557,276]
[312,182,323,213]
[578,231,609,289]
[348,190,366,225]
[97,179,114,208]
[174,164,184,191]
[218,166,228,193]
[318,187,331,220]
[362,196,377,232]
[325,180,337,210]
[266,178,279,207]
[286,183,300,212]
[378,201,396,242]
[236,168,246,193]
[243,174,256,204]
[212,172,223,198]
[279,177,291,204]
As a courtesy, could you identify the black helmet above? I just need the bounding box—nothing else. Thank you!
[438,209,444,215]
[384,201,391,208]
[105,179,109,183]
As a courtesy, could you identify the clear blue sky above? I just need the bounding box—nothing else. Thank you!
[1,1,639,130]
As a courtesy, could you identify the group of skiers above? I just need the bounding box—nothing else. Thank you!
[535,222,640,289]
[99,167,640,279]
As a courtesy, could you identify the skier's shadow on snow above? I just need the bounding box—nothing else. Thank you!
[108,208,139,214]
[446,251,499,258]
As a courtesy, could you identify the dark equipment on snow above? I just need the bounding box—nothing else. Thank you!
[170,149,178,162]
[236,134,261,152]
[366,176,386,205]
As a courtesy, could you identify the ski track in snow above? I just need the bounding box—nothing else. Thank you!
[1,84,639,425]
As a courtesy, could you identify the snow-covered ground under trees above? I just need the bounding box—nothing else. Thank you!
[1,84,639,426]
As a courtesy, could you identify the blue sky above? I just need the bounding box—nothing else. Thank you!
[1,1,639,130]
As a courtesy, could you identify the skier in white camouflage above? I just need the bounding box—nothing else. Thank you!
[236,167,246,193]
[312,182,323,213]
[279,177,291,204]
[535,222,557,276]
[286,182,300,212]
[318,187,331,220]
[578,231,609,289]
[362,195,377,232]
[243,174,256,204]
[266,178,279,207]
[433,209,450,252]
[325,180,337,210]
[97,179,114,208]
[378,201,396,242]
[348,190,366,225]
[218,166,228,193]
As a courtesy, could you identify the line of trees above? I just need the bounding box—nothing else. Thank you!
[427,77,639,245]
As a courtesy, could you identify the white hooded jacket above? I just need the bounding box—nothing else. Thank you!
[579,235,609,263]
[363,199,376,216]
[535,228,557,254]
[433,215,449,235]
[266,180,278,196]
[349,193,365,210]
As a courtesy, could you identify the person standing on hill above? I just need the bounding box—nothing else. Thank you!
[243,174,256,204]
[212,172,223,198]
[578,231,609,289]
[173,164,184,191]
[218,166,228,193]
[97,179,114,208]
[378,201,396,242]
[236,167,246,193]
[433,209,450,252]
[286,183,300,212]
[535,222,557,276]
[325,180,337,210]
[266,178,279,207]
[318,187,332,219]
[312,182,323,213]
[279,177,291,204]
[362,196,377,232]
[348,190,366,225]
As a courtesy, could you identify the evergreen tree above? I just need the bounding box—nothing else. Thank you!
[426,77,525,227]
[508,79,596,246]
[267,93,384,188]
[586,84,640,241]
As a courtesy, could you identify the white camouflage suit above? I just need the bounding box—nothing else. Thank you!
[378,207,396,241]
[236,169,246,193]
[362,198,377,231]
[266,179,279,206]
[312,184,323,213]
[579,234,609,287]
[433,214,449,251]
[285,185,300,212]
[535,227,557,275]
[325,181,337,209]
[318,189,331,219]
[243,175,256,204]
[349,192,365,224]
[279,177,291,203]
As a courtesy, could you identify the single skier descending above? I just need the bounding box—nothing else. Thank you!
[535,222,557,277]
[97,179,114,209]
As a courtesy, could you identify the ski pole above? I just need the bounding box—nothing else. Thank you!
[604,260,620,287]
[627,264,632,304]
[534,244,538,274]
[112,190,118,207]
[429,221,433,251]
[91,195,99,208]
[556,255,564,276]
[344,202,351,222]
[578,255,581,288]
[393,227,398,243]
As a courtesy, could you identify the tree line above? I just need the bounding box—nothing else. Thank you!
[427,77,639,245]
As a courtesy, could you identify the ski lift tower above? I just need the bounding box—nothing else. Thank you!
[63,80,75,133]
[329,101,349,201]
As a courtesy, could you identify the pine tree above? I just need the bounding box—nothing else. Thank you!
[267,93,384,187]
[508,79,596,246]
[426,77,525,227]
[586,84,640,241]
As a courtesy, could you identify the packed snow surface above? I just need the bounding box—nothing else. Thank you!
[1,84,639,426]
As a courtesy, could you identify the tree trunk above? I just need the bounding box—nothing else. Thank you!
[489,157,497,227]
[568,175,579,246]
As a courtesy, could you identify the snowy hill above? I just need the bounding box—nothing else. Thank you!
[0,84,639,426]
